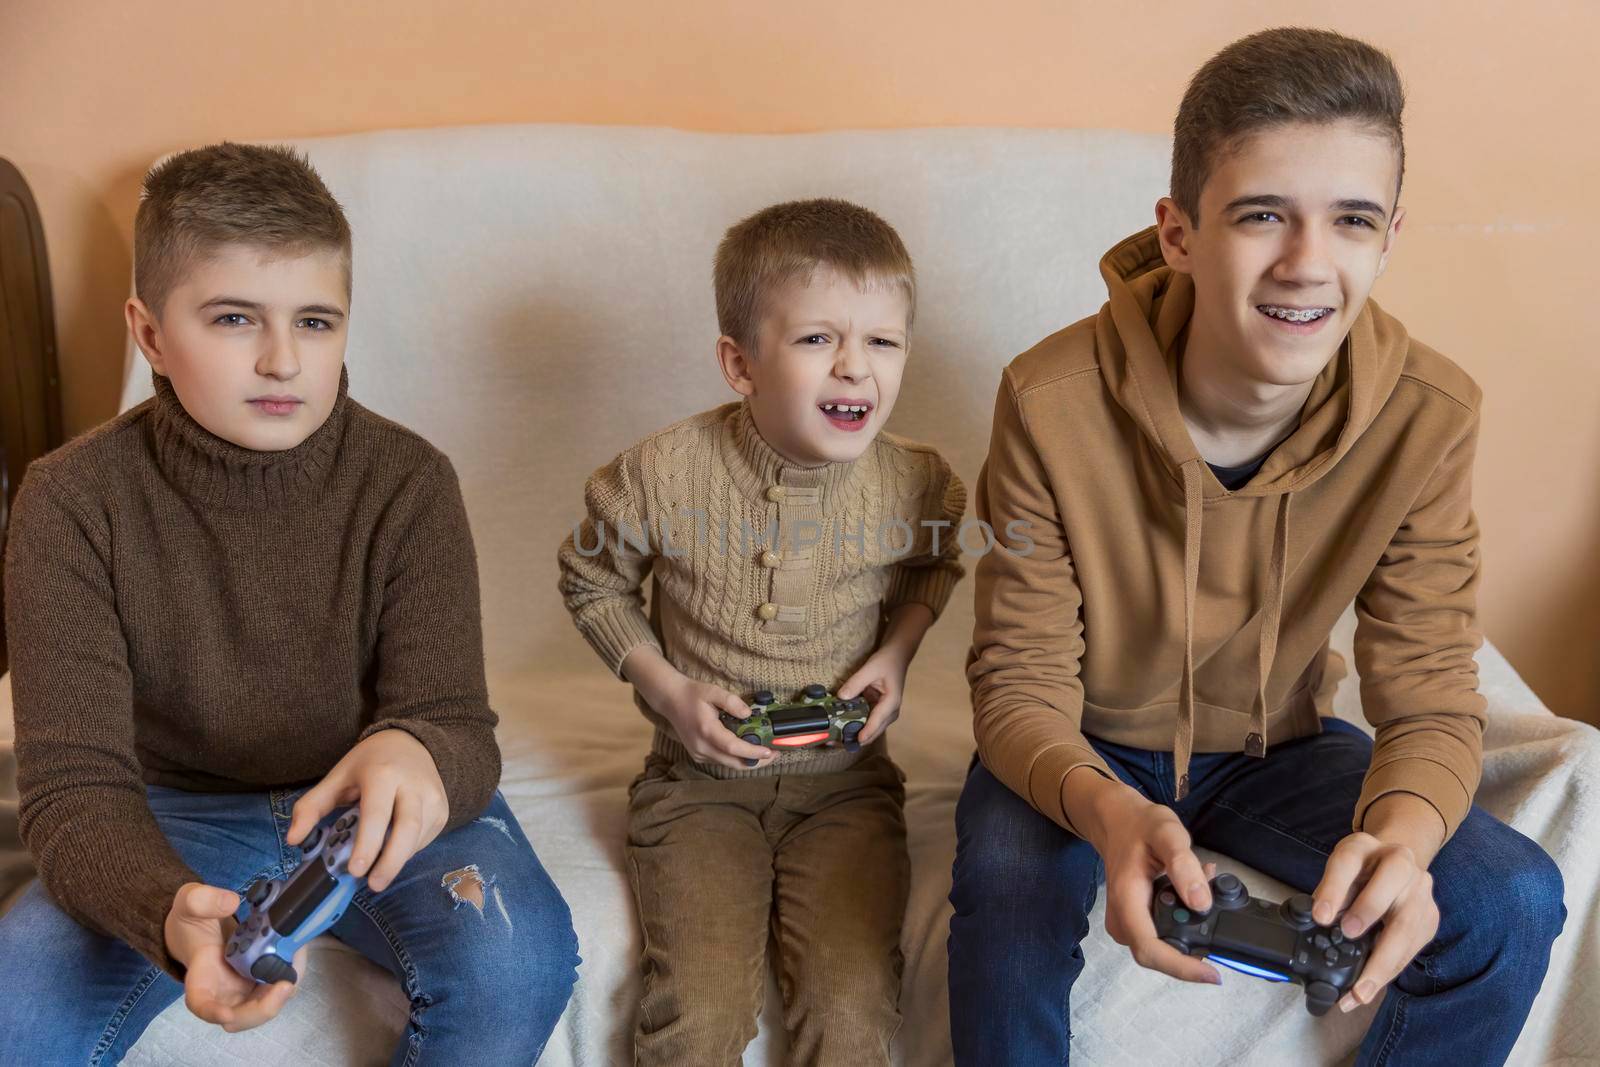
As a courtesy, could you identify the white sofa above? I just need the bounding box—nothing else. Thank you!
[2,125,1597,1065]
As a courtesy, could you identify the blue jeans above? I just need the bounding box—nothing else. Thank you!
[947,718,1566,1066]
[0,788,580,1066]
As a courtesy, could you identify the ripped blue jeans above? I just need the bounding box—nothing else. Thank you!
[0,787,579,1066]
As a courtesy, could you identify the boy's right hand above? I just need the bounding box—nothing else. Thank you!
[656,676,777,771]
[1067,767,1222,986]
[621,647,775,770]
[165,882,305,1032]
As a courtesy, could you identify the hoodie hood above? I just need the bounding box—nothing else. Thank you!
[1092,227,1412,797]
[1095,227,1410,500]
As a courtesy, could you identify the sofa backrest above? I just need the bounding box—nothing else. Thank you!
[120,125,1170,674]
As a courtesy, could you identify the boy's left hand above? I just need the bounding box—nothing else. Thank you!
[286,730,449,893]
[838,646,913,745]
[1312,813,1441,1013]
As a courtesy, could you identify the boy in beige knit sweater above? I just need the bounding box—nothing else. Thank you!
[558,199,964,1065]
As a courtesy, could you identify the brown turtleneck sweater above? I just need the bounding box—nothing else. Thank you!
[3,369,499,975]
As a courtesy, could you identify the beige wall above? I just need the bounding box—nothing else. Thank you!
[3,1,1595,721]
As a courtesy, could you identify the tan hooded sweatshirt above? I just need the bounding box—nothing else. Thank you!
[968,228,1486,840]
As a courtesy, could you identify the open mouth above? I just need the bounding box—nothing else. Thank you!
[819,400,873,428]
[1256,304,1333,325]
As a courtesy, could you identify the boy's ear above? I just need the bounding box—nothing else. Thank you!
[715,335,757,398]
[1154,197,1197,275]
[1376,205,1406,278]
[125,297,168,375]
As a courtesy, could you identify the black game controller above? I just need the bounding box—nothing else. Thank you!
[1152,872,1377,1015]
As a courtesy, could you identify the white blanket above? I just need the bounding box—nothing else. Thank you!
[2,124,1595,1064]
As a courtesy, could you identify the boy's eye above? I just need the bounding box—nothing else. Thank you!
[213,313,251,327]
[1240,211,1282,224]
[1338,215,1377,229]
[297,317,333,330]
[868,338,902,348]
[798,334,830,345]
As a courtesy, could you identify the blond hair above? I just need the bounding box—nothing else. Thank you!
[134,142,351,316]
[714,198,915,350]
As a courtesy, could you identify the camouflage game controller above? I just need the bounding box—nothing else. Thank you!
[226,807,364,984]
[723,684,870,767]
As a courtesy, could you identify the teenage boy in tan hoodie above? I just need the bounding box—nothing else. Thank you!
[950,28,1564,1065]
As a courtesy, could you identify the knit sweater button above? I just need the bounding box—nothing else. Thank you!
[765,485,784,503]
[761,550,781,568]
[757,602,779,621]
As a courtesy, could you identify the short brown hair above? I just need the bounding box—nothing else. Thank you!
[1171,28,1406,222]
[714,198,915,350]
[134,142,352,316]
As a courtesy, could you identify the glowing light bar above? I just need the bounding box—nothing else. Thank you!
[1208,954,1291,982]
[772,732,831,747]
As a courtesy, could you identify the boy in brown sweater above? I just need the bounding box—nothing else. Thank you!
[0,143,578,1064]
[951,28,1564,1065]
[558,199,964,1065]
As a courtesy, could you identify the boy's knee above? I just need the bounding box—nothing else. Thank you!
[1439,822,1565,952]
[1499,839,1566,947]
[788,958,900,1019]
[434,856,580,1000]
[638,967,763,1062]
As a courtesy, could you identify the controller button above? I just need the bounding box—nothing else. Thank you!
[753,690,775,707]
[244,878,272,906]
[802,683,827,700]
[1313,933,1331,950]
[1158,890,1177,907]
[1297,949,1310,966]
[1324,948,1340,966]
[1330,928,1344,944]
[1172,908,1190,924]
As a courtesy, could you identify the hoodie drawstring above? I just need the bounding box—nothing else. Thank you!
[1174,463,1291,801]
[1250,494,1292,758]
[1176,461,1205,799]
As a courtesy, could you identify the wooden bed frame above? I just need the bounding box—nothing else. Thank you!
[0,158,63,673]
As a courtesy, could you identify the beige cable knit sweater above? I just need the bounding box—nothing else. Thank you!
[558,401,965,778]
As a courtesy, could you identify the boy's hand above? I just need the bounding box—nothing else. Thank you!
[165,882,305,1031]
[1313,802,1442,1014]
[287,729,449,893]
[1070,768,1222,986]
[657,675,776,771]
[839,602,935,744]
[621,645,774,771]
[838,645,913,744]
